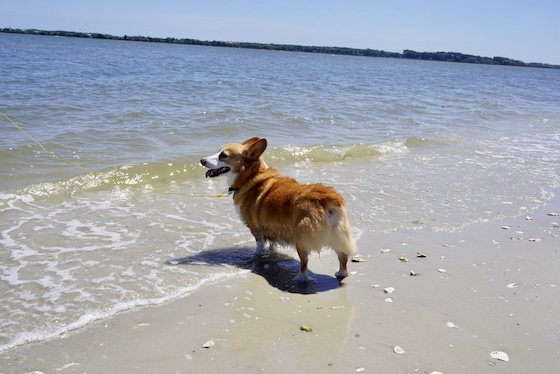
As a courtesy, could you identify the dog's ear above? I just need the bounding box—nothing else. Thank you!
[246,138,267,159]
[242,137,260,146]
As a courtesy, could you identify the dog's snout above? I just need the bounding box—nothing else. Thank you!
[200,159,207,166]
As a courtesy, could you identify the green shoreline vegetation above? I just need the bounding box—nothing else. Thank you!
[2,27,559,69]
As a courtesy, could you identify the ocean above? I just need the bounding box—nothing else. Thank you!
[1,32,559,353]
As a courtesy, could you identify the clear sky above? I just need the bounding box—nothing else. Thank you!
[2,0,559,64]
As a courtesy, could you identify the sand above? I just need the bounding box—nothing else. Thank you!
[1,196,559,374]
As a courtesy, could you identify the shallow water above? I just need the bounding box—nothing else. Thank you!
[1,32,559,352]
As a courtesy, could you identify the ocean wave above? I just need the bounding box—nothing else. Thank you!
[0,271,247,355]
[15,137,445,197]
[17,161,203,198]
[0,188,252,355]
[264,137,445,163]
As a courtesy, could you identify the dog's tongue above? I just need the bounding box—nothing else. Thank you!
[205,167,230,178]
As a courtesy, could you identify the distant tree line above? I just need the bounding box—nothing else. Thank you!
[2,27,558,69]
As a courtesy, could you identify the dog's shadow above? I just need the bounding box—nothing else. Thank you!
[167,247,344,294]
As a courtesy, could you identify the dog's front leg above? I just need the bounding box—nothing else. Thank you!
[249,228,266,256]
[255,239,267,256]
[253,232,272,258]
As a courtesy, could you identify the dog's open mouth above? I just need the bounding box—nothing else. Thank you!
[205,167,230,178]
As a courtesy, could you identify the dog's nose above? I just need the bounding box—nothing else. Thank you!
[200,159,207,166]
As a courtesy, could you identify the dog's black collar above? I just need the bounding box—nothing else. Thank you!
[228,188,238,198]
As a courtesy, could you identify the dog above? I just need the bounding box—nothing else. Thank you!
[201,137,356,282]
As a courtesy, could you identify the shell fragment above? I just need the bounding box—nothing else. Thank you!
[352,255,366,262]
[393,345,405,354]
[490,350,509,362]
[202,339,215,348]
[300,325,313,332]
[446,321,458,329]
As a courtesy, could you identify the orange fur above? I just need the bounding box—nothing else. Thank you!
[201,137,356,282]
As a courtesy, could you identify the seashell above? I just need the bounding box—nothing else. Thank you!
[547,212,560,216]
[352,255,366,262]
[525,216,533,221]
[506,283,518,288]
[446,321,458,329]
[416,252,427,258]
[202,339,215,348]
[399,256,409,262]
[370,284,380,288]
[438,268,447,273]
[490,350,509,362]
[393,345,405,354]
[300,325,313,332]
[385,297,393,303]
[528,237,542,242]
[380,248,391,253]
[410,270,420,276]
[501,225,511,230]
[383,287,395,294]
[356,368,365,372]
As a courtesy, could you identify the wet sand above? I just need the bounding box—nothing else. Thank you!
[2,197,559,374]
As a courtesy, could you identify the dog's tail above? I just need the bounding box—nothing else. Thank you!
[327,203,357,256]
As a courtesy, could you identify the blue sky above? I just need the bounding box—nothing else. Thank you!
[2,0,559,64]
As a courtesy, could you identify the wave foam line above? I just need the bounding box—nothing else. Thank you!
[13,137,446,197]
[0,270,248,355]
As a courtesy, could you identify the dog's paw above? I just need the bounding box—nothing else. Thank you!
[255,249,270,258]
[295,271,310,283]
[335,270,349,279]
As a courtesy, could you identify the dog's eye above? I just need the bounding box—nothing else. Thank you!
[219,151,227,160]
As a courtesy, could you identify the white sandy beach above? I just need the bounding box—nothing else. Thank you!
[1,196,559,374]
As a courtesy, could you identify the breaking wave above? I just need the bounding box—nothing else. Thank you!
[17,137,446,197]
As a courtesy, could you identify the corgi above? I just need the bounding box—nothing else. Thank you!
[201,137,356,283]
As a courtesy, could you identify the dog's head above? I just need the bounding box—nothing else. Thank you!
[200,137,268,180]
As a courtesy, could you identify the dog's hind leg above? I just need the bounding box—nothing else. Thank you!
[335,252,349,279]
[294,246,310,283]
